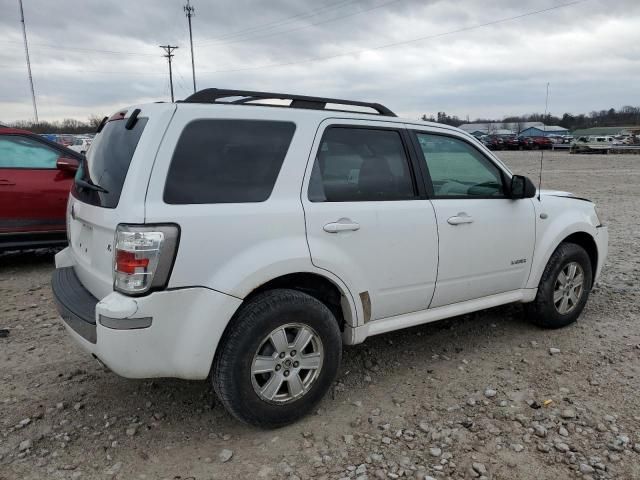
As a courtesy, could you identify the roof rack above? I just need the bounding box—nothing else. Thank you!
[181,88,396,117]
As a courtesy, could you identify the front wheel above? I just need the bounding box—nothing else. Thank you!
[526,243,593,328]
[212,289,342,428]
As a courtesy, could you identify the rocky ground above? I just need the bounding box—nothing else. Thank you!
[1,151,639,480]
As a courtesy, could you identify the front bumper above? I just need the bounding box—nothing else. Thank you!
[51,266,242,380]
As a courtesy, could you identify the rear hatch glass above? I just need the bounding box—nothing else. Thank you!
[72,117,147,208]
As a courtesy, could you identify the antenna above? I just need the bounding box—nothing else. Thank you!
[537,82,550,201]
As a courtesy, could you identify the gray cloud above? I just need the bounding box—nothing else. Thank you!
[1,0,639,122]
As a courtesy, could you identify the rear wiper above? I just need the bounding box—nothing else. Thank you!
[76,177,109,194]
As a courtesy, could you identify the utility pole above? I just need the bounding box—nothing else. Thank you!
[18,0,38,124]
[184,0,196,93]
[159,45,178,102]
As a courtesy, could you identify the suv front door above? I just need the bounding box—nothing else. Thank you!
[410,128,535,308]
[302,120,438,322]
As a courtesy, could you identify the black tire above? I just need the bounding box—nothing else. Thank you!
[526,243,593,329]
[212,289,342,428]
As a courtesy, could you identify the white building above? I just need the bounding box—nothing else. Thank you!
[458,122,543,136]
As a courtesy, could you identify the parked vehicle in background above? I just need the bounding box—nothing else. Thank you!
[57,134,74,147]
[40,133,58,143]
[571,135,622,153]
[527,136,554,150]
[479,135,504,150]
[68,137,92,155]
[0,127,82,251]
[51,89,608,428]
[502,136,528,150]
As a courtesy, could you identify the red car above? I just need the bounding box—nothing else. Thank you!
[527,136,554,150]
[0,127,82,251]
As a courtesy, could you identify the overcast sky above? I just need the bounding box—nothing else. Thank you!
[1,0,639,123]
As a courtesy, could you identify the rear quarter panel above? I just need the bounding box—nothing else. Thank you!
[144,105,360,318]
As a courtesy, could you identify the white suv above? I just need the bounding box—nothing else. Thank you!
[52,89,608,427]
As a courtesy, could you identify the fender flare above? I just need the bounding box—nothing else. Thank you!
[526,221,598,289]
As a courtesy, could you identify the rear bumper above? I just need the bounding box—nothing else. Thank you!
[52,267,98,343]
[51,262,242,380]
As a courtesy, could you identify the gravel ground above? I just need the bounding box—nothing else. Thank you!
[1,151,639,480]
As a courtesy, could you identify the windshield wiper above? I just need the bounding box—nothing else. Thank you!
[76,177,109,194]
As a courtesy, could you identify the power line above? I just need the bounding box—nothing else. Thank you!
[17,0,38,124]
[195,0,355,45]
[2,0,588,82]
[0,65,166,76]
[175,70,192,98]
[160,45,179,102]
[199,0,588,74]
[0,40,160,57]
[184,0,197,92]
[0,1,356,56]
[199,0,403,47]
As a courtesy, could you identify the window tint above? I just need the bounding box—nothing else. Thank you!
[0,136,59,169]
[308,127,415,202]
[73,117,148,208]
[415,133,505,197]
[164,120,295,204]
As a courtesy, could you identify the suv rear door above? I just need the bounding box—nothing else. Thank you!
[302,119,439,322]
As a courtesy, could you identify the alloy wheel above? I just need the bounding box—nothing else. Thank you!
[553,261,585,314]
[251,323,324,404]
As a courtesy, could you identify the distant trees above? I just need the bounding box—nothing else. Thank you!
[3,116,103,134]
[422,106,640,131]
[6,105,640,134]
[422,112,464,127]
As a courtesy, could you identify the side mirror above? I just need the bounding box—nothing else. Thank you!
[510,175,537,199]
[57,156,79,174]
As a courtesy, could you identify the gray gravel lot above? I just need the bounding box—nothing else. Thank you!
[1,151,639,480]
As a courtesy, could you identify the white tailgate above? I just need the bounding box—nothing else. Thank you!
[67,103,176,299]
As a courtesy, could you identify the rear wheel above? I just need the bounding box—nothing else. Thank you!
[526,243,592,328]
[212,289,342,428]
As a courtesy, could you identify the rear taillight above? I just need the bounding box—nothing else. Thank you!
[113,224,179,295]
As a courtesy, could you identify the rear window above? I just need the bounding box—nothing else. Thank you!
[164,119,295,204]
[72,117,148,208]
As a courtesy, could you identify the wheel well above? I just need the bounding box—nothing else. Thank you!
[562,232,598,286]
[248,273,347,331]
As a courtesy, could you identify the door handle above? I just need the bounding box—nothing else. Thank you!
[0,179,16,186]
[323,218,360,233]
[447,213,474,225]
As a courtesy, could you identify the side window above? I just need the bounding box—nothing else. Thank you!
[308,127,416,202]
[164,119,296,204]
[415,133,505,198]
[0,136,59,169]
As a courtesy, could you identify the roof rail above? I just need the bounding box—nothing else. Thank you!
[181,88,396,117]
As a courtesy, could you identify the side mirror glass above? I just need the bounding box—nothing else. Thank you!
[57,156,79,174]
[510,175,536,199]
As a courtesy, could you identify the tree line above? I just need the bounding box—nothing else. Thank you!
[2,116,104,134]
[4,105,640,134]
[421,106,640,132]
